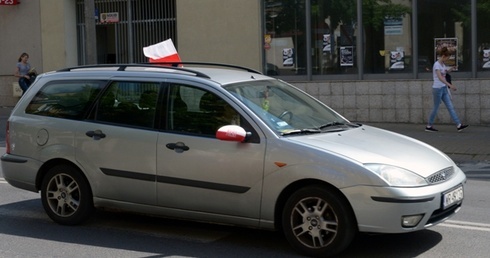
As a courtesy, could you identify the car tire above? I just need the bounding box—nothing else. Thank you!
[41,164,94,225]
[282,185,357,257]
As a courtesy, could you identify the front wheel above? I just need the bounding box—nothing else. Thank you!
[41,164,93,225]
[282,185,357,257]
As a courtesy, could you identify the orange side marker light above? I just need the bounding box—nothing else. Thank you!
[274,162,287,167]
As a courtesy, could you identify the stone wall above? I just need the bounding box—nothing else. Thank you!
[294,79,490,126]
[1,75,490,125]
[0,76,21,107]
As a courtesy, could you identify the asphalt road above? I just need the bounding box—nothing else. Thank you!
[1,105,489,257]
[1,177,489,257]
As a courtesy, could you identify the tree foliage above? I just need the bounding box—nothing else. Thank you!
[267,0,411,34]
[326,0,411,31]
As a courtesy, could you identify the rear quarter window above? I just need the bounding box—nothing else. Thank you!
[25,80,106,120]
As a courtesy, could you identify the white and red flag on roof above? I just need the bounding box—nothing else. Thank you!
[143,38,181,63]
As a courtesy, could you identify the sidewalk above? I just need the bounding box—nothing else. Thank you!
[367,122,490,164]
[1,106,489,164]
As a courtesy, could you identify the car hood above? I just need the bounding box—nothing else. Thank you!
[288,125,453,177]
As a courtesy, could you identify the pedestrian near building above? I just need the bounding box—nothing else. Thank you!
[425,47,468,132]
[14,52,35,95]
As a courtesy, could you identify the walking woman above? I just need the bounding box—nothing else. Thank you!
[14,52,33,95]
[425,47,468,132]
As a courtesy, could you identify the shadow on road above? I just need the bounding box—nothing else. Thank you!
[0,198,443,257]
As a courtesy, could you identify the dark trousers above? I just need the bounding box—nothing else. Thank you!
[18,77,32,94]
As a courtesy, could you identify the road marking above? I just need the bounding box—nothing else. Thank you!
[441,220,490,232]
[0,178,7,184]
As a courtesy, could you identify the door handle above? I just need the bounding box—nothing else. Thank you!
[86,130,106,140]
[166,142,189,153]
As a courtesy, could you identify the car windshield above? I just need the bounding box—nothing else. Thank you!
[224,79,359,135]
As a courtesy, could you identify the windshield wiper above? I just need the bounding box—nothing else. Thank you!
[281,128,322,136]
[281,122,361,136]
[319,121,361,129]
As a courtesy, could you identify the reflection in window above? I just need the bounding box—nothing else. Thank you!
[225,79,346,134]
[263,1,485,78]
[311,1,358,75]
[96,81,160,128]
[418,1,469,72]
[363,1,411,74]
[265,0,306,76]
[477,3,490,71]
[166,85,242,136]
[26,81,104,119]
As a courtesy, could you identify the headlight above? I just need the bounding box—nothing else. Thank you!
[365,164,428,187]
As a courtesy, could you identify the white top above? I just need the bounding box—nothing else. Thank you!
[432,61,447,89]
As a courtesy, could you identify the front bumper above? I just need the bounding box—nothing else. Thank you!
[342,170,466,233]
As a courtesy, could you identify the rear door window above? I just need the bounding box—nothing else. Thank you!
[94,81,161,128]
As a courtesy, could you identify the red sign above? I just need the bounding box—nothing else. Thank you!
[0,0,19,5]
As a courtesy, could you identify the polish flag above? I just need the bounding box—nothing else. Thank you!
[143,39,182,63]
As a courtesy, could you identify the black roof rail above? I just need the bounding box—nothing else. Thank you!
[141,62,263,75]
[56,62,263,79]
[56,64,212,79]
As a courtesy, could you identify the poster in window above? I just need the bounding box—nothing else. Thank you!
[283,48,294,67]
[340,46,354,67]
[483,50,490,69]
[434,38,458,69]
[389,51,404,70]
[323,34,331,53]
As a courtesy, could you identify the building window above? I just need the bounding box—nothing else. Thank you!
[264,0,307,76]
[363,1,411,74]
[76,0,176,64]
[311,1,358,75]
[417,1,470,73]
[263,0,486,80]
[476,1,490,72]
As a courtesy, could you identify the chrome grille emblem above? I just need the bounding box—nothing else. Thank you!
[427,167,454,184]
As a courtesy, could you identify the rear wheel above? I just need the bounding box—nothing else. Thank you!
[41,164,93,225]
[282,185,356,257]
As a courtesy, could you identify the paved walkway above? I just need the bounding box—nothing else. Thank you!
[368,122,490,164]
[1,106,489,171]
[368,122,490,177]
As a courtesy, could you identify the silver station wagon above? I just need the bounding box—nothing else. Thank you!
[1,63,465,257]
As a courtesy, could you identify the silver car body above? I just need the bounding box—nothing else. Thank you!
[2,65,465,237]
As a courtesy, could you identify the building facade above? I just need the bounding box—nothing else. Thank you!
[1,0,489,125]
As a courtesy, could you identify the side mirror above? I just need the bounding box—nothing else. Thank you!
[216,125,248,142]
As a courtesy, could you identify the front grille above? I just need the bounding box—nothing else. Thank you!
[426,167,454,184]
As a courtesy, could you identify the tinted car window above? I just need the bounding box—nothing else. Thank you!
[95,81,160,128]
[25,80,105,119]
[166,84,251,137]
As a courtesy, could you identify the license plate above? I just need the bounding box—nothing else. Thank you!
[442,186,464,209]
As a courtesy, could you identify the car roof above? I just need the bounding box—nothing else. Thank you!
[190,67,271,85]
[51,63,272,86]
